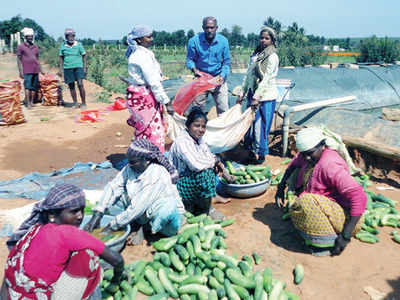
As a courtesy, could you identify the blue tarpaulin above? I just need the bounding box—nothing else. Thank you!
[0,159,129,200]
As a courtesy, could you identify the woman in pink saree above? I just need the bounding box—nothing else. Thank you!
[125,25,174,153]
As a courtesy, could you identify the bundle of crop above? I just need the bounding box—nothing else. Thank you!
[100,212,301,300]
[222,161,273,185]
[353,175,399,245]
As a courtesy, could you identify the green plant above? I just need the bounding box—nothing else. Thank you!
[96,90,112,103]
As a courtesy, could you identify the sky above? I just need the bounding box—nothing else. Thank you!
[1,0,400,40]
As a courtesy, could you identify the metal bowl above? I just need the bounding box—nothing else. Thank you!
[81,215,131,252]
[218,178,271,198]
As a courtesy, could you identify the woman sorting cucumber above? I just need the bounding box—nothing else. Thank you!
[275,127,367,256]
[2,184,124,300]
[84,138,185,245]
[168,107,235,221]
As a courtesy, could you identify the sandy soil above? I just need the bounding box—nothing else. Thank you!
[1,53,400,299]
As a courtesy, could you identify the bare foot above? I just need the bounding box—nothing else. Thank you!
[212,195,231,204]
[126,227,144,246]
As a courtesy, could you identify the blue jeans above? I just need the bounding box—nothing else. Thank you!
[244,91,276,157]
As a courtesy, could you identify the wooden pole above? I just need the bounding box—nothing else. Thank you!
[341,135,400,162]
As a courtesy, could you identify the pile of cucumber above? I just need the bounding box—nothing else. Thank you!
[101,212,301,300]
[354,175,400,244]
[222,161,273,185]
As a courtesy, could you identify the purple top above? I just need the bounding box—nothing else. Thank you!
[17,43,40,74]
[289,148,367,216]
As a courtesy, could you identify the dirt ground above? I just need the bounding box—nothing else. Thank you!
[1,53,400,299]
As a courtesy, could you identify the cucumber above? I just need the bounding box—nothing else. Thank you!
[150,261,164,271]
[181,295,191,300]
[356,232,379,243]
[254,272,264,300]
[203,224,222,231]
[215,229,227,238]
[247,169,260,183]
[372,193,397,208]
[198,292,208,300]
[198,226,206,242]
[226,161,236,174]
[232,284,250,299]
[167,271,189,283]
[186,240,196,260]
[153,236,179,251]
[242,255,253,266]
[226,268,256,289]
[263,267,273,293]
[144,266,165,294]
[361,224,379,235]
[238,261,252,278]
[293,264,304,285]
[175,244,190,262]
[218,237,228,249]
[158,268,179,298]
[178,226,199,244]
[177,284,210,295]
[224,279,241,300]
[392,233,400,244]
[203,230,215,250]
[208,289,218,300]
[187,214,207,224]
[213,267,225,284]
[210,236,220,249]
[252,252,261,265]
[208,276,223,290]
[269,281,284,300]
[216,287,226,298]
[186,263,195,276]
[190,234,202,255]
[169,248,185,272]
[284,290,300,300]
[113,290,122,300]
[136,279,154,295]
[103,268,114,281]
[220,219,235,227]
[202,268,212,277]
[181,275,208,285]
[212,254,238,268]
[106,283,119,294]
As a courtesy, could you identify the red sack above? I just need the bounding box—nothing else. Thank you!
[0,80,25,125]
[172,72,219,115]
[105,97,127,111]
[76,110,105,123]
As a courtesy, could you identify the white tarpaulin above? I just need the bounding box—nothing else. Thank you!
[167,104,255,154]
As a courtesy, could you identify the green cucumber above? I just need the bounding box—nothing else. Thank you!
[167,271,189,283]
[147,293,168,300]
[263,267,273,293]
[181,275,208,286]
[186,263,195,276]
[198,226,206,242]
[186,240,196,260]
[232,284,251,299]
[213,267,225,284]
[226,268,256,289]
[238,261,252,278]
[269,281,284,300]
[175,244,190,262]
[203,230,215,250]
[220,219,235,227]
[153,236,179,251]
[144,266,165,294]
[208,289,218,300]
[252,252,261,265]
[224,279,241,300]
[208,276,223,290]
[169,248,185,272]
[190,234,202,255]
[177,284,210,295]
[242,255,253,266]
[293,264,304,285]
[136,279,154,295]
[254,272,264,300]
[158,268,179,298]
[187,214,207,224]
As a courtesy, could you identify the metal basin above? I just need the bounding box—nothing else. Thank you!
[81,215,131,252]
[218,178,271,198]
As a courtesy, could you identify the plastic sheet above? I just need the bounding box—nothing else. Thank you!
[105,97,127,111]
[0,80,25,125]
[172,72,219,115]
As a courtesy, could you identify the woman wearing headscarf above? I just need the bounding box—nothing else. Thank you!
[168,107,235,220]
[84,139,184,245]
[237,26,279,164]
[275,127,367,256]
[125,25,174,153]
[2,184,124,300]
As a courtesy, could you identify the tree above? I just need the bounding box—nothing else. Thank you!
[230,25,245,46]
[220,28,230,40]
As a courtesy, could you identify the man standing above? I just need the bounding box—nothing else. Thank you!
[59,28,87,109]
[186,17,230,116]
[17,28,43,109]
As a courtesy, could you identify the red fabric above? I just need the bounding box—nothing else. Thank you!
[126,85,166,153]
[172,72,219,115]
[21,223,104,284]
[77,110,106,123]
[290,148,367,216]
[17,43,40,74]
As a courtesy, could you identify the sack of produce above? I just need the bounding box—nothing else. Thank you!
[39,73,60,106]
[0,80,25,125]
